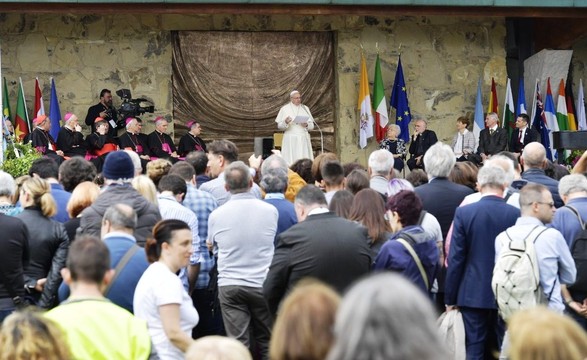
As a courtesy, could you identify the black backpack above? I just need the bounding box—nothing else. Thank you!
[565,205,587,293]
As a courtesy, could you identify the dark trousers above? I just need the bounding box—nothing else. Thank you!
[218,285,273,360]
[191,288,225,339]
[407,156,424,171]
[460,306,505,360]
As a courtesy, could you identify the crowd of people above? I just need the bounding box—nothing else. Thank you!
[2,102,587,360]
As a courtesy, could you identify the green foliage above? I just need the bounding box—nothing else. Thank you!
[0,139,42,178]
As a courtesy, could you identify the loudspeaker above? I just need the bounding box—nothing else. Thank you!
[254,137,274,159]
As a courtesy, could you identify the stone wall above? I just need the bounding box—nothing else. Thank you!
[0,13,507,164]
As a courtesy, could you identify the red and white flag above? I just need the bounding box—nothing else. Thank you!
[34,77,45,119]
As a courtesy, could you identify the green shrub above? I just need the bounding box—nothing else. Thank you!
[0,139,42,178]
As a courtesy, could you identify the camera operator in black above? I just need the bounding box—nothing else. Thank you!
[85,89,118,138]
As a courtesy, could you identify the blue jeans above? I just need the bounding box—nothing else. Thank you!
[0,308,15,324]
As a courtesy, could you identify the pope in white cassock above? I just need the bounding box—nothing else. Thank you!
[275,90,315,165]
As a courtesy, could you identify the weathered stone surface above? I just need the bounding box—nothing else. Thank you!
[1,13,509,164]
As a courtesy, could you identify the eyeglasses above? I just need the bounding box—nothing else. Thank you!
[535,201,555,208]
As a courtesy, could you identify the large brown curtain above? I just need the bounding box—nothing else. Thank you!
[172,31,335,157]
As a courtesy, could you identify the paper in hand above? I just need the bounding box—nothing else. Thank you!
[293,115,309,124]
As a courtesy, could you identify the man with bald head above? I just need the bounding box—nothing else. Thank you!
[521,142,563,208]
[275,90,315,165]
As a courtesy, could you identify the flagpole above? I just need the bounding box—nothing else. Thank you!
[530,78,538,121]
[19,77,30,132]
[0,41,3,166]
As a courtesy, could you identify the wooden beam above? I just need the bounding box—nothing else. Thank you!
[1,3,587,18]
[534,18,587,50]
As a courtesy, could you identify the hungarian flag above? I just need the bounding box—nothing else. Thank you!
[15,79,29,142]
[565,79,577,131]
[390,56,412,143]
[2,77,11,124]
[358,53,374,149]
[34,78,45,119]
[372,54,388,142]
[556,79,569,131]
[49,78,62,140]
[503,78,515,137]
[487,77,498,122]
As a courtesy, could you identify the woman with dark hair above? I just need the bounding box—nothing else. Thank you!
[348,189,392,257]
[449,161,479,192]
[345,169,370,195]
[290,158,314,185]
[328,190,354,220]
[373,190,439,293]
[451,116,476,161]
[133,219,198,360]
[17,177,69,309]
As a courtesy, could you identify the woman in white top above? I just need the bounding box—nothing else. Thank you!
[134,219,199,360]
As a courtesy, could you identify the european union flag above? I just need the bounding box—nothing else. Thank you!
[390,56,411,143]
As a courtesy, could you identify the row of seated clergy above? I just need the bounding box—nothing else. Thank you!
[31,116,205,169]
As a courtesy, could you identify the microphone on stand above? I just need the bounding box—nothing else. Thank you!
[300,103,323,154]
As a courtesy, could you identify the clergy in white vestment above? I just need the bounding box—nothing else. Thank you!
[275,90,315,165]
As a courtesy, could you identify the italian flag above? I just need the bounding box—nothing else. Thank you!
[372,54,388,142]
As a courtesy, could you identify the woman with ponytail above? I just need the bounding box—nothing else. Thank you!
[17,177,69,309]
[133,219,199,360]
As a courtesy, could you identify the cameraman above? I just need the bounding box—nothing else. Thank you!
[85,89,118,138]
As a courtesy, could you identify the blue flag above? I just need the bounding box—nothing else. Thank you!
[473,78,484,147]
[49,78,62,140]
[517,77,527,115]
[531,83,552,161]
[390,56,411,143]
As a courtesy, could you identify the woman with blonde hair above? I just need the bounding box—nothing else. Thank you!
[0,310,70,360]
[63,181,101,243]
[16,177,69,309]
[270,280,341,360]
[132,175,159,207]
[146,158,172,188]
[507,307,587,360]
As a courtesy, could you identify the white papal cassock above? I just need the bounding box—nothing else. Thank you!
[275,102,315,165]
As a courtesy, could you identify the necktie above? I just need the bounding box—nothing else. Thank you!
[490,129,495,136]
[518,130,523,143]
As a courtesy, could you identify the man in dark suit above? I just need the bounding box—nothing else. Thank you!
[478,112,508,161]
[263,185,372,316]
[84,89,118,137]
[407,117,438,171]
[509,113,539,155]
[445,165,520,360]
[521,141,564,208]
[414,142,474,311]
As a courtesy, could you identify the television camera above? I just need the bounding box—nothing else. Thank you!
[114,89,155,128]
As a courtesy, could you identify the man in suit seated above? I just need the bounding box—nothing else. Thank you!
[509,113,538,156]
[478,112,508,162]
[407,116,438,171]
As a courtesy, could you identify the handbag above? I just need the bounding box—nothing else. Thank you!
[437,309,466,360]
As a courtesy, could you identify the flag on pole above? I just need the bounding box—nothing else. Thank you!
[372,54,388,142]
[544,78,560,160]
[531,82,552,161]
[49,78,62,140]
[566,79,577,131]
[556,79,569,131]
[34,78,45,119]
[517,77,527,115]
[15,79,29,142]
[390,56,412,143]
[2,78,11,124]
[358,52,374,149]
[487,77,499,120]
[503,78,515,137]
[473,78,484,148]
[578,79,587,131]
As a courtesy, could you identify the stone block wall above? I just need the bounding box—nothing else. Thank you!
[0,13,507,163]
